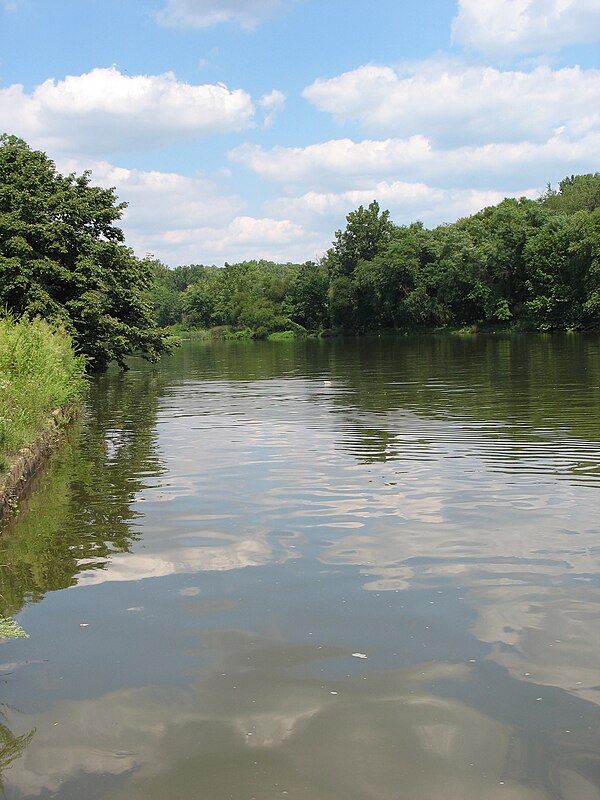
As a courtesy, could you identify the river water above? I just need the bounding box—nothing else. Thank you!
[1,334,599,800]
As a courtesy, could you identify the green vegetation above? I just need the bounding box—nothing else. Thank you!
[0,615,28,639]
[3,134,599,351]
[150,177,600,337]
[0,315,87,472]
[0,364,164,617]
[150,258,310,340]
[0,135,174,370]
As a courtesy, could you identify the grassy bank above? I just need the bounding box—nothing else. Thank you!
[0,316,87,474]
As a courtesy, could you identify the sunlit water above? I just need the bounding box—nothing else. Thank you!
[1,334,599,800]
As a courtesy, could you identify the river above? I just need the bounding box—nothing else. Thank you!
[1,334,599,799]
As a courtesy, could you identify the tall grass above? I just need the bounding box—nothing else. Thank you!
[0,316,87,473]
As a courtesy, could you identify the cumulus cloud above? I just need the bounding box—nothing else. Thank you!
[68,154,507,263]
[0,67,255,156]
[78,161,242,228]
[54,158,244,257]
[51,157,313,266]
[158,215,322,264]
[229,121,600,240]
[21,151,319,266]
[452,0,600,57]
[229,130,600,193]
[230,137,430,189]
[266,183,514,229]
[60,157,322,265]
[156,0,283,29]
[303,59,600,145]
[286,55,600,235]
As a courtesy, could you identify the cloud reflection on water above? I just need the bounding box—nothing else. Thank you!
[5,629,581,800]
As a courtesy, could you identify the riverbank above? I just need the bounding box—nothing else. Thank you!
[0,405,80,521]
[0,316,87,522]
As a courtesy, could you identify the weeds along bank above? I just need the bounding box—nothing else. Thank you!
[0,316,87,515]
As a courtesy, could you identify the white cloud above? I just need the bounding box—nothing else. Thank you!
[55,158,244,259]
[259,88,286,128]
[303,60,600,145]
[259,89,286,112]
[230,137,433,190]
[53,156,309,266]
[452,0,600,57]
[59,158,324,265]
[51,119,599,267]
[0,67,255,156]
[156,0,283,29]
[229,122,600,243]
[80,161,242,228]
[229,130,600,193]
[266,182,515,229]
[158,215,322,264]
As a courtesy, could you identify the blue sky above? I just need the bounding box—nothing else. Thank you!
[1,0,600,265]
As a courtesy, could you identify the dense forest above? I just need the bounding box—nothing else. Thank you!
[151,174,600,337]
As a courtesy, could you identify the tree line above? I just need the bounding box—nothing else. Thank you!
[2,134,599,372]
[152,176,600,337]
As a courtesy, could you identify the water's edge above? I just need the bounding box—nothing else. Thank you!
[0,404,80,524]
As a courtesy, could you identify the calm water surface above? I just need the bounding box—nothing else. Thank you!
[1,334,600,799]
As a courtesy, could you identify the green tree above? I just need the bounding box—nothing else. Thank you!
[354,223,433,329]
[183,280,216,328]
[147,258,184,327]
[0,135,173,370]
[581,208,600,326]
[328,275,358,330]
[541,173,600,214]
[285,261,329,330]
[425,224,488,326]
[461,197,547,322]
[325,201,394,278]
[524,209,600,329]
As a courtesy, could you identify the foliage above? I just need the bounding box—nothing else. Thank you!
[153,258,304,338]
[3,136,598,343]
[325,200,394,278]
[0,615,28,639]
[540,173,600,214]
[0,315,87,470]
[283,261,329,330]
[0,135,174,370]
[151,177,600,338]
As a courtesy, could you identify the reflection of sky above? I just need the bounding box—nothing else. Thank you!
[71,374,600,713]
[3,347,600,798]
[6,629,591,800]
[472,586,600,705]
